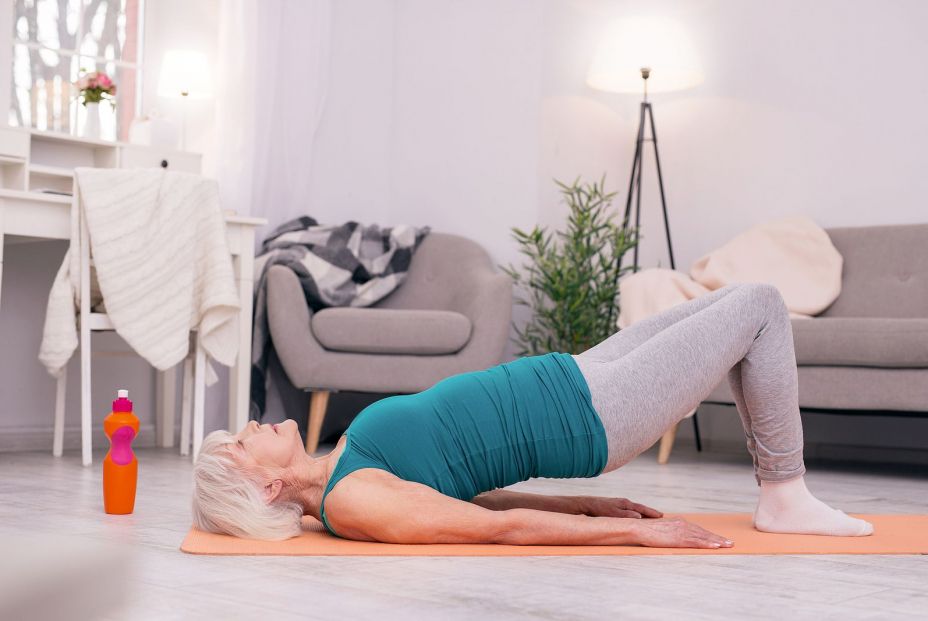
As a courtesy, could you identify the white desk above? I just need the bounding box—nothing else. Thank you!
[0,188,265,444]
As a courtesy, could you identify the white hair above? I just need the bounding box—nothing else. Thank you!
[191,429,303,540]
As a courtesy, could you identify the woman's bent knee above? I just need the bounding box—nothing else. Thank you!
[736,282,786,310]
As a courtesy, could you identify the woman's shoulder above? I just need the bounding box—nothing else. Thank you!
[323,431,394,495]
[322,467,403,540]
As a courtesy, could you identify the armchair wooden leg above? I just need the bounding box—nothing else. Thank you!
[657,422,678,465]
[306,391,330,455]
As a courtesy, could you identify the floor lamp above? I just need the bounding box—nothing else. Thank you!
[623,68,702,452]
[587,25,705,454]
[622,67,675,275]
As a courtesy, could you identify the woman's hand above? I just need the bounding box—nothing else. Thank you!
[580,496,664,519]
[631,516,734,549]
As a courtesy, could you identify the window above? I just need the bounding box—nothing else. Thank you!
[10,0,143,141]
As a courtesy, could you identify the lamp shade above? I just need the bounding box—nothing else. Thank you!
[157,50,213,99]
[586,17,703,94]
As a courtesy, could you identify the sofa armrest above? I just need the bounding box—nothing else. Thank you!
[450,270,513,368]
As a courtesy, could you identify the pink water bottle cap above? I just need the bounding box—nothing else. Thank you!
[113,389,133,412]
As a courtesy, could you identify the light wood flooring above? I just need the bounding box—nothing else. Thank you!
[1,443,926,621]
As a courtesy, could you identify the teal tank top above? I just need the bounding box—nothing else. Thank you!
[319,352,607,537]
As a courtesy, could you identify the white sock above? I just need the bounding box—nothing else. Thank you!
[753,475,873,536]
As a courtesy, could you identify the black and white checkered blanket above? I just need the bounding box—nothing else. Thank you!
[250,216,430,421]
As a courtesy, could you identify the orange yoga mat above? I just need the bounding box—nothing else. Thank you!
[181,513,928,556]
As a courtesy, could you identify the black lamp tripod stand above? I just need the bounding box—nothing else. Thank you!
[619,67,703,451]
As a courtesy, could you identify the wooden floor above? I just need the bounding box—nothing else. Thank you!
[1,443,926,621]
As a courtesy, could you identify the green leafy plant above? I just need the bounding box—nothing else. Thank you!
[500,176,639,356]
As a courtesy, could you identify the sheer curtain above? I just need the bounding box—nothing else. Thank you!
[203,0,332,432]
[210,0,332,240]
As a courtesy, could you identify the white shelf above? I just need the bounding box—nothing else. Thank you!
[25,127,202,156]
[0,188,71,204]
[28,127,117,149]
[0,125,204,199]
[29,163,75,178]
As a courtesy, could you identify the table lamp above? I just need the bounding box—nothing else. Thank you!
[587,17,703,274]
[157,50,213,151]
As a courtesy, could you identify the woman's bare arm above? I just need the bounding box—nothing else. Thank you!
[325,472,730,548]
[471,489,663,519]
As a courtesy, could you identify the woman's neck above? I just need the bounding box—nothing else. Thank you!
[294,444,342,521]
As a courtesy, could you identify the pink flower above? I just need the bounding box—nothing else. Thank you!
[75,70,116,102]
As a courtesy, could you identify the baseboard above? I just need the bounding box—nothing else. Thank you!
[0,424,160,453]
[702,438,928,467]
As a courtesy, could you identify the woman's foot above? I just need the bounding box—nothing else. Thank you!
[753,476,873,536]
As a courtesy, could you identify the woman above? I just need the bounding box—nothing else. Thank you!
[192,283,874,547]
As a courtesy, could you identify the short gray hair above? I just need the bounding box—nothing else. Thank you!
[191,430,303,540]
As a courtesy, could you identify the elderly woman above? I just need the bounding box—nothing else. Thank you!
[193,283,873,546]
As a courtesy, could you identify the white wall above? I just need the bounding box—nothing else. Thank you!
[2,0,927,459]
[306,0,544,271]
[540,0,928,273]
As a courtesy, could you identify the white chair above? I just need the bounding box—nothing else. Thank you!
[51,179,208,466]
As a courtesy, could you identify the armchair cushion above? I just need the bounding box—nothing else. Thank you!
[791,317,928,368]
[311,308,472,355]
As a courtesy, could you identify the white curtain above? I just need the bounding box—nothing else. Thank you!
[210,0,332,240]
[202,0,332,434]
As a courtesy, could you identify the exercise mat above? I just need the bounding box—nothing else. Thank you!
[181,513,928,556]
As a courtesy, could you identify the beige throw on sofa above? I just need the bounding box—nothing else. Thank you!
[618,215,843,328]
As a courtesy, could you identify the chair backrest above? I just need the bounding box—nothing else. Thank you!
[375,232,495,311]
[820,223,928,318]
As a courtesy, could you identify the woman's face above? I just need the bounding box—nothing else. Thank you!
[232,418,303,471]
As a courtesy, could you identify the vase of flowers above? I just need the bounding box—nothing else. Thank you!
[74,70,117,139]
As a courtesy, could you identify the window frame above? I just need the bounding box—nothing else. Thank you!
[7,0,146,138]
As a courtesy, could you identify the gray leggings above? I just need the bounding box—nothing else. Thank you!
[572,282,806,484]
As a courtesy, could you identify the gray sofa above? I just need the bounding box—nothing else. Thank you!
[266,232,513,453]
[652,223,928,463]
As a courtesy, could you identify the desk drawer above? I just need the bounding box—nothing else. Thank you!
[0,127,29,159]
[117,145,201,173]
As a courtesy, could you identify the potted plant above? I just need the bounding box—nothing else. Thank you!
[501,176,639,356]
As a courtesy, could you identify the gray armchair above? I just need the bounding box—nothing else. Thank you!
[266,232,513,452]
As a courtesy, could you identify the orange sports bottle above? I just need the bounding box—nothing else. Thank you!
[103,389,140,514]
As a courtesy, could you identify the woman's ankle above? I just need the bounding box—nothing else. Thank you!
[757,474,813,513]
[759,474,808,495]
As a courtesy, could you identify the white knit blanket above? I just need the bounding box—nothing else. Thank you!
[39,168,240,378]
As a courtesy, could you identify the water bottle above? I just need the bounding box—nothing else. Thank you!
[103,389,140,514]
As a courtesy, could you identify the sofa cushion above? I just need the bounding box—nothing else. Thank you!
[312,308,472,355]
[791,317,928,368]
